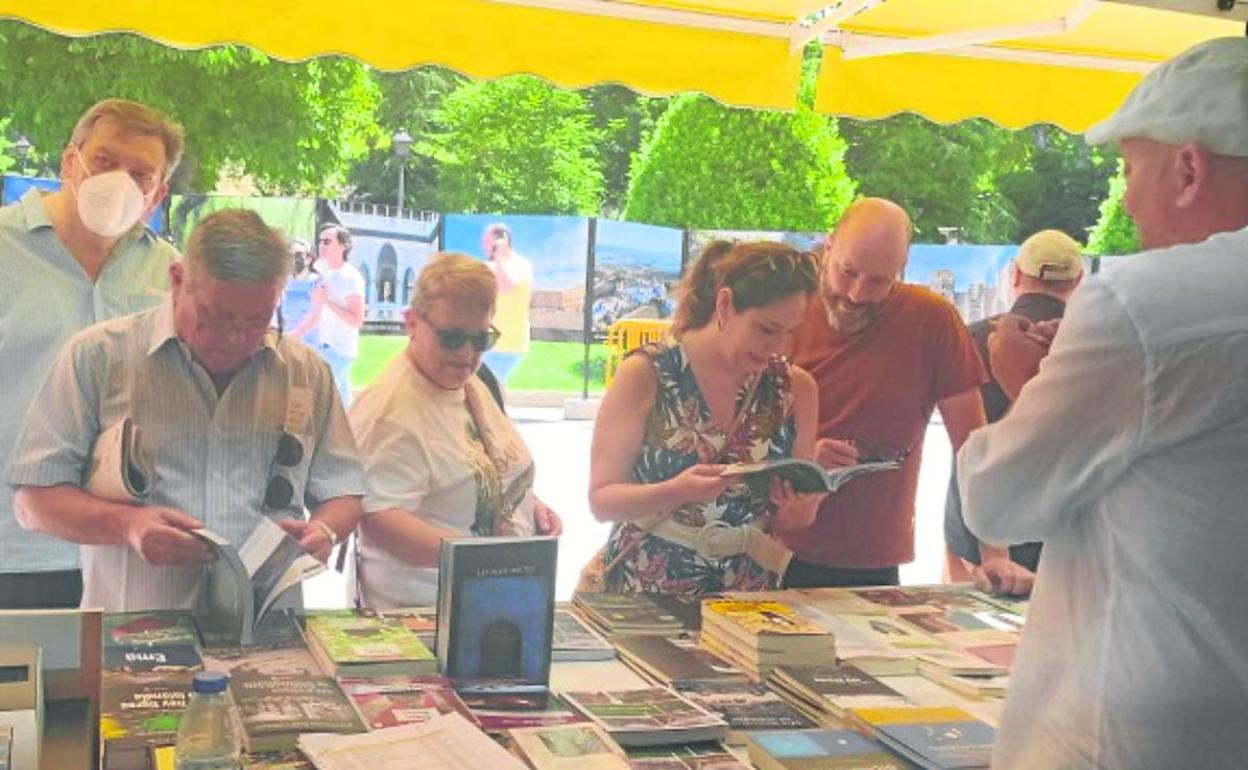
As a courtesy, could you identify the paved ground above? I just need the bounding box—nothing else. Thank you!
[305,408,954,607]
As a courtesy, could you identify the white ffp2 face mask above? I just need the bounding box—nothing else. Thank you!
[71,148,154,238]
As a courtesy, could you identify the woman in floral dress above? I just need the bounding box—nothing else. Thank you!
[588,241,825,597]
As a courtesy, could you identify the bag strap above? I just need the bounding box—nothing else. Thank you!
[601,364,767,578]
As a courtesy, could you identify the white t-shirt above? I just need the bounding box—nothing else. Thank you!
[959,226,1248,770]
[317,263,365,358]
[348,353,537,609]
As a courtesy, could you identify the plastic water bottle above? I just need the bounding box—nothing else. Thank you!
[174,671,243,770]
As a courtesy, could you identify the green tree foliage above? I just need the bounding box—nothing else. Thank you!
[624,94,856,231]
[582,85,668,217]
[840,115,1021,243]
[432,75,603,215]
[992,126,1118,243]
[1086,161,1141,256]
[345,67,467,212]
[0,21,380,193]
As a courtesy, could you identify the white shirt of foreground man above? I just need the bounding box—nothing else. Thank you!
[958,38,1248,770]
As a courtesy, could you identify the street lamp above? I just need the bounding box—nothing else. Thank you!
[13,136,32,176]
[391,129,413,218]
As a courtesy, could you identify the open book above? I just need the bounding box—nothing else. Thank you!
[192,518,324,645]
[85,418,155,502]
[721,457,901,494]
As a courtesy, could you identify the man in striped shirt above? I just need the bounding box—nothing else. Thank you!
[9,209,366,612]
[0,99,183,609]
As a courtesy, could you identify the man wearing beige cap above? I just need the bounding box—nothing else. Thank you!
[943,229,1083,596]
[959,38,1248,769]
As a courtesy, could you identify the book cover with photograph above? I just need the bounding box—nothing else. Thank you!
[337,675,475,730]
[674,680,813,743]
[562,688,729,747]
[509,723,630,770]
[747,729,914,770]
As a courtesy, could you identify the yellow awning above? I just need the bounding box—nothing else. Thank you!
[3,1,1243,127]
[819,0,1243,130]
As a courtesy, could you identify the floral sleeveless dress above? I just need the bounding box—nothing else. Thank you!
[602,340,798,597]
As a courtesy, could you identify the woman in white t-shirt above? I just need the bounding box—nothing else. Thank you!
[347,253,563,609]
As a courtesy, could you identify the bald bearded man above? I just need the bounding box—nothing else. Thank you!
[785,198,988,588]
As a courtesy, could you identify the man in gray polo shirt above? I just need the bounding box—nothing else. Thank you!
[10,209,366,612]
[0,99,183,608]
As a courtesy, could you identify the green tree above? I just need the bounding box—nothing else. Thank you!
[0,21,380,193]
[840,115,1021,243]
[992,126,1117,243]
[1087,161,1141,256]
[345,67,467,212]
[582,85,668,218]
[624,94,856,231]
[432,75,603,215]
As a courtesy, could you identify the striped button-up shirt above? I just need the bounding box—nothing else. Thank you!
[0,188,177,575]
[8,301,367,611]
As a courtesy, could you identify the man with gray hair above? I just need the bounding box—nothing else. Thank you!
[959,38,1248,768]
[9,209,366,612]
[0,98,184,608]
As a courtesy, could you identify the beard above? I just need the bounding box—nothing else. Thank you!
[823,292,883,336]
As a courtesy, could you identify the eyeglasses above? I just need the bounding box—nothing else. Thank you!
[263,432,304,510]
[422,316,502,352]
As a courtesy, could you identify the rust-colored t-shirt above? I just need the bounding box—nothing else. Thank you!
[786,284,986,568]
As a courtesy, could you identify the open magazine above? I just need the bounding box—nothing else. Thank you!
[192,517,324,645]
[721,457,901,494]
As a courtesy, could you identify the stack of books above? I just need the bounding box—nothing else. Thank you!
[850,706,995,770]
[699,599,835,678]
[305,611,435,677]
[561,688,729,747]
[768,663,910,722]
[612,635,746,687]
[747,729,914,770]
[552,606,615,662]
[571,593,700,638]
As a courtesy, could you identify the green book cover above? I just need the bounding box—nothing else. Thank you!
[306,614,433,663]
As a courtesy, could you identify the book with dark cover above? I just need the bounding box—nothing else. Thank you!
[553,607,615,661]
[103,644,202,676]
[770,664,909,717]
[674,680,814,744]
[337,675,475,730]
[562,688,729,747]
[572,593,696,637]
[853,707,994,770]
[747,729,915,770]
[436,536,557,688]
[200,640,364,752]
[103,612,199,648]
[624,741,750,770]
[99,673,192,745]
[229,673,366,753]
[613,635,745,686]
[457,689,584,733]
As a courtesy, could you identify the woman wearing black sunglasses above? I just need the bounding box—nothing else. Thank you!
[346,253,562,610]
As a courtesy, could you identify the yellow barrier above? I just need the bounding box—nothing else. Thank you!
[603,318,673,387]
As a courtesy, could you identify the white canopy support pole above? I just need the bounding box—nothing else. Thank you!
[824,29,1156,74]
[789,0,883,53]
[492,0,793,38]
[839,0,1102,60]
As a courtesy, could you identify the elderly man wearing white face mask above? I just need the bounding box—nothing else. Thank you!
[0,98,183,609]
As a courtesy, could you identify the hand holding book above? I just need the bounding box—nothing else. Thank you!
[721,457,901,495]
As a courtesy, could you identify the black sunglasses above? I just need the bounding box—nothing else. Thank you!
[264,431,304,510]
[423,317,502,352]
